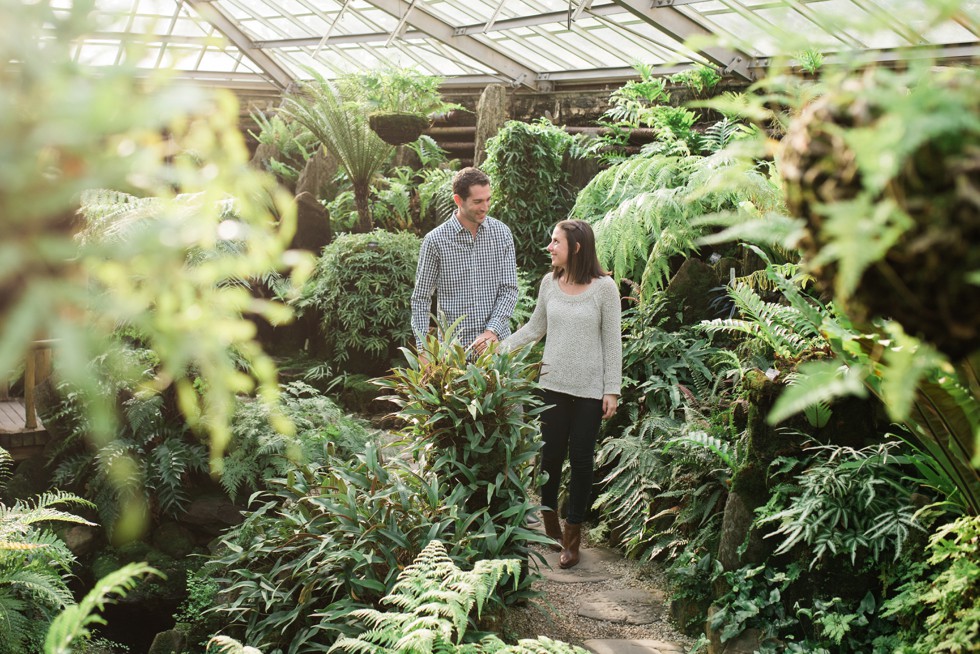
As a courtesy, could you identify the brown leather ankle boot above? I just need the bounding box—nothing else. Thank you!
[540,510,563,552]
[559,522,582,569]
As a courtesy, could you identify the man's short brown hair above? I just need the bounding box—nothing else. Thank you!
[452,167,491,200]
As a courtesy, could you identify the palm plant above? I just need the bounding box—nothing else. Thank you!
[283,71,394,233]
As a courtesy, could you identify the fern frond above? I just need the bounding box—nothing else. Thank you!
[44,562,161,654]
[206,635,265,654]
[4,568,75,609]
[0,448,12,491]
[332,540,522,654]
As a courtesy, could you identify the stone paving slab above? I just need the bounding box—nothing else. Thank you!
[531,546,621,583]
[583,639,686,654]
[577,589,668,625]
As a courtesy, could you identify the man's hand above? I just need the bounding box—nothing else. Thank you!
[601,394,618,420]
[471,329,499,355]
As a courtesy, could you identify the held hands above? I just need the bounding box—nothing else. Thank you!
[601,394,618,420]
[471,329,499,355]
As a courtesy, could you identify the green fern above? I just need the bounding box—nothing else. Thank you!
[44,562,160,654]
[594,430,670,559]
[758,442,924,566]
[416,168,456,229]
[664,431,741,470]
[206,635,264,654]
[0,448,11,491]
[1,490,98,654]
[331,541,586,654]
[700,118,757,154]
[406,135,450,168]
[572,152,782,300]
[698,277,826,360]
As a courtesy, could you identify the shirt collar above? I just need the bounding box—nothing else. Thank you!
[451,211,486,235]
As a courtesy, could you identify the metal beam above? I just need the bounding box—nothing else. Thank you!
[750,42,980,75]
[185,0,294,90]
[610,0,755,80]
[255,4,629,48]
[362,0,540,88]
[539,63,693,82]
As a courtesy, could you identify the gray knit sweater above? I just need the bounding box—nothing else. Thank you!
[501,272,622,400]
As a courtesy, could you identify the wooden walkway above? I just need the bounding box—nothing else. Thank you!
[0,399,49,461]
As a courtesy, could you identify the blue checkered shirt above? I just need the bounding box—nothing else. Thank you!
[411,214,519,352]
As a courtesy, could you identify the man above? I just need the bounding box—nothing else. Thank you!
[411,167,519,358]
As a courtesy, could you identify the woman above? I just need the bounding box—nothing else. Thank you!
[501,219,622,569]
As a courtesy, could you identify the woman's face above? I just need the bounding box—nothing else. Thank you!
[547,226,572,270]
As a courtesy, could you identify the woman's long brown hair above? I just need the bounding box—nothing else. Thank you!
[552,219,608,284]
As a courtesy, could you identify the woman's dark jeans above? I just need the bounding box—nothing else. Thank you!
[538,388,603,525]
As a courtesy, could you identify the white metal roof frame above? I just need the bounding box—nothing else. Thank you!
[58,0,980,92]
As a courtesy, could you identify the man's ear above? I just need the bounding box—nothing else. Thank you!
[452,193,463,208]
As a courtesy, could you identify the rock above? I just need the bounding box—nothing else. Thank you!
[585,640,686,654]
[577,589,668,625]
[60,524,102,559]
[147,626,190,654]
[92,551,123,581]
[295,147,338,200]
[0,454,50,502]
[248,142,279,174]
[670,596,710,636]
[152,521,197,559]
[531,545,619,583]
[715,485,768,574]
[663,258,721,330]
[291,190,332,253]
[34,377,72,443]
[474,84,509,167]
[182,492,243,537]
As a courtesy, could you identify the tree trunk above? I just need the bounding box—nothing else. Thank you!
[353,181,372,233]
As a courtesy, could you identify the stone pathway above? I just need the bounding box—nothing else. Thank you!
[505,524,693,654]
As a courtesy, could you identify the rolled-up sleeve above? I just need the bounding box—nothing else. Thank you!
[411,236,439,350]
[485,230,519,337]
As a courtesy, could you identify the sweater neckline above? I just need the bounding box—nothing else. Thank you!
[551,273,601,300]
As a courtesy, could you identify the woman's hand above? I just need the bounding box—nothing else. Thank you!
[601,394,618,420]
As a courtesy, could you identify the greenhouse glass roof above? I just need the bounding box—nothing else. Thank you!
[57,0,979,92]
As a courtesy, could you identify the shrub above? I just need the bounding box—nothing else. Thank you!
[883,514,980,653]
[299,229,420,376]
[222,381,377,500]
[49,379,210,535]
[208,445,465,652]
[483,119,582,274]
[377,325,552,573]
[757,442,924,567]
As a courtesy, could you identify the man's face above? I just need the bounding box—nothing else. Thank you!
[454,183,491,228]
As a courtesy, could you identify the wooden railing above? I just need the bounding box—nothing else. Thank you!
[0,340,55,430]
